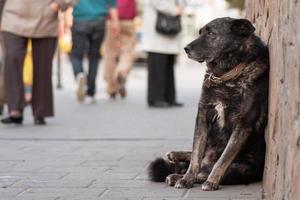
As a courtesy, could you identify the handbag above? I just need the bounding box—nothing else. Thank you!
[155,1,182,36]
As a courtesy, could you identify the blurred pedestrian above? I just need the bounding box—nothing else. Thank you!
[142,0,185,108]
[0,0,5,115]
[0,0,75,125]
[0,50,3,115]
[71,0,119,104]
[103,0,137,99]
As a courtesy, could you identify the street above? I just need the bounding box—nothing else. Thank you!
[0,56,261,200]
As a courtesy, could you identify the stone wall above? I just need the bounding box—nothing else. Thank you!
[246,1,300,199]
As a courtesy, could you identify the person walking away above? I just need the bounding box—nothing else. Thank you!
[0,0,5,115]
[103,0,136,99]
[142,0,184,108]
[0,59,3,115]
[0,34,4,115]
[71,0,119,104]
[0,0,75,125]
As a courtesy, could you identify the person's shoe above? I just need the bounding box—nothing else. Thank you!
[1,116,23,125]
[109,92,116,99]
[119,87,127,99]
[148,101,170,108]
[34,117,46,125]
[84,96,96,105]
[170,102,184,107]
[76,73,86,102]
[117,73,127,99]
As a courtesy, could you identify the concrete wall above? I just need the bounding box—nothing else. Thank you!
[246,1,300,199]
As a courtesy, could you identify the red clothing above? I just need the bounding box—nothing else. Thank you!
[117,0,136,20]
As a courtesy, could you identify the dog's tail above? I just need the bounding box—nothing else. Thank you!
[148,157,175,182]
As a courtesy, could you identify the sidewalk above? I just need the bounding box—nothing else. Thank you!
[0,57,261,200]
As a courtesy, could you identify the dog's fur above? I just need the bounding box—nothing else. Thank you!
[148,17,269,191]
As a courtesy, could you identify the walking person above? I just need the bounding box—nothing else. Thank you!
[103,0,137,99]
[142,0,185,108]
[0,51,4,115]
[0,0,75,125]
[0,33,4,115]
[0,0,5,115]
[71,0,119,104]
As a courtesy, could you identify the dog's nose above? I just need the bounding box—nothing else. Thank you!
[184,46,190,53]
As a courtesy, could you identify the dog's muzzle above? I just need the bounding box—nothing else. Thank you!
[184,46,190,54]
[184,46,205,63]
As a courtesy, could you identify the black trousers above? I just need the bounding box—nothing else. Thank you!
[2,32,57,117]
[147,52,176,104]
[71,19,105,97]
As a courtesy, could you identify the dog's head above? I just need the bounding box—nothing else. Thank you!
[184,17,255,64]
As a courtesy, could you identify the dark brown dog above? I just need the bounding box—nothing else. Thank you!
[148,17,269,191]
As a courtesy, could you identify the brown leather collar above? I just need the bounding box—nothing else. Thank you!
[203,63,247,88]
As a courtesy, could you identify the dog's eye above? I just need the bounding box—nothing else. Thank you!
[207,31,215,37]
[205,27,215,36]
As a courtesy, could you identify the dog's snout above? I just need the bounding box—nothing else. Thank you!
[184,46,190,53]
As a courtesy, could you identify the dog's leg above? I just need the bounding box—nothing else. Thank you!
[175,108,208,189]
[202,127,250,191]
[165,151,191,186]
[196,172,209,184]
[166,151,191,162]
[166,174,183,186]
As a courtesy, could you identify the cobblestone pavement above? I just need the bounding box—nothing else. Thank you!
[0,58,262,200]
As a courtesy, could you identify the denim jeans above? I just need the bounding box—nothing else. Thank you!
[71,19,105,97]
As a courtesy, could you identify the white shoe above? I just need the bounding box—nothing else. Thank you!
[85,96,96,105]
[76,73,86,102]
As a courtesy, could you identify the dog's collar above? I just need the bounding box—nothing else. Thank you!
[204,63,247,88]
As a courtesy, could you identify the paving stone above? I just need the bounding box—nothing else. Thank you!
[38,165,108,174]
[0,175,22,188]
[100,188,187,199]
[91,179,167,189]
[0,188,26,200]
[12,177,95,188]
[143,198,226,200]
[14,188,106,200]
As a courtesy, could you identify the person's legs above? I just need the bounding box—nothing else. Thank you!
[2,32,28,118]
[71,21,88,77]
[165,54,183,107]
[147,52,168,106]
[86,19,105,98]
[165,54,176,103]
[31,37,57,123]
[115,20,136,98]
[71,20,89,102]
[116,21,135,77]
[103,21,118,97]
[0,34,4,115]
[0,61,4,115]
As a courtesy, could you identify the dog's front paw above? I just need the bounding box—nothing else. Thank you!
[166,151,176,161]
[165,174,183,186]
[174,178,194,189]
[201,181,219,191]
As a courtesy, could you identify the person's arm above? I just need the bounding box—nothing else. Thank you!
[151,0,182,16]
[0,0,6,13]
[109,7,120,36]
[106,0,120,36]
[0,0,7,18]
[51,0,77,12]
[64,7,73,33]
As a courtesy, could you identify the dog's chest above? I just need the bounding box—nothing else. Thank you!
[214,102,225,128]
[205,101,226,129]
[203,84,244,130]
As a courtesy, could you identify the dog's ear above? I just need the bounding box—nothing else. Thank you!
[231,19,255,37]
